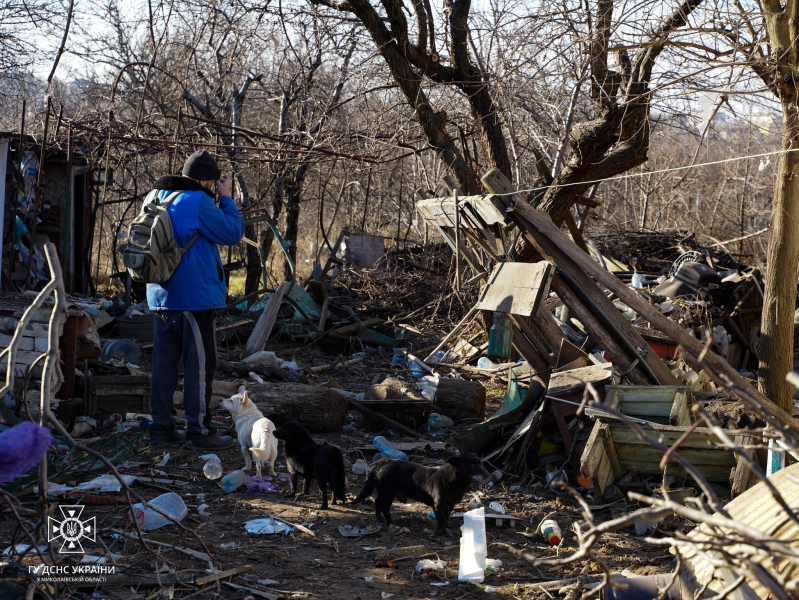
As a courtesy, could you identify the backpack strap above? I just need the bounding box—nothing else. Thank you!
[151,189,202,253]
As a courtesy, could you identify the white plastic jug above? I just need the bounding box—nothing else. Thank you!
[458,507,487,582]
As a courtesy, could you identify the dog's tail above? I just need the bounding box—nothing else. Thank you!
[352,468,376,505]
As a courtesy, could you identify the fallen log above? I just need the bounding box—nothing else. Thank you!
[247,382,349,432]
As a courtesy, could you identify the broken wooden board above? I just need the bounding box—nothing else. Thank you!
[584,385,694,426]
[417,194,505,228]
[475,261,553,317]
[581,420,739,494]
[547,363,615,400]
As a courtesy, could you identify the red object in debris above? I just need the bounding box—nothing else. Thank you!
[645,339,680,360]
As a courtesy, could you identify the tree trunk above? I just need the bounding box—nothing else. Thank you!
[759,102,799,413]
[759,0,799,414]
[247,382,349,432]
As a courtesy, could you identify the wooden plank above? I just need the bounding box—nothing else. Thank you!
[602,423,623,479]
[467,194,509,225]
[475,261,553,317]
[532,308,568,354]
[510,322,551,385]
[416,197,459,227]
[195,565,252,586]
[669,389,694,426]
[731,434,756,498]
[548,363,615,397]
[510,314,556,367]
[580,421,609,483]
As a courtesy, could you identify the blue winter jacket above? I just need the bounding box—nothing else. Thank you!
[146,175,245,311]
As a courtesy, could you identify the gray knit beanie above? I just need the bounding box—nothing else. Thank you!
[182,150,221,181]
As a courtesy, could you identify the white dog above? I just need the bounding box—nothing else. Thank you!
[219,388,278,477]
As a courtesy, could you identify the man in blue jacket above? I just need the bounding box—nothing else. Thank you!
[147,150,245,448]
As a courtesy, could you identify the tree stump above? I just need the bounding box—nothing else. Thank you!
[247,383,349,432]
[434,379,486,423]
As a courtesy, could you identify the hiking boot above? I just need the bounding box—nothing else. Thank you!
[187,433,235,450]
[150,427,186,447]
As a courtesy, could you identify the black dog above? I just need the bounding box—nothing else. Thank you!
[352,454,491,536]
[272,420,346,510]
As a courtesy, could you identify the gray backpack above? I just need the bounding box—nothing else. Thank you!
[120,189,199,283]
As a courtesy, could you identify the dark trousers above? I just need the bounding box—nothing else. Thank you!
[151,310,216,438]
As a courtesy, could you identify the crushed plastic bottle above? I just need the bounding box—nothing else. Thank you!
[372,436,408,461]
[458,507,487,582]
[130,492,188,531]
[220,470,247,493]
[420,386,436,401]
[435,350,447,362]
[203,458,223,480]
[539,518,561,545]
[427,413,454,429]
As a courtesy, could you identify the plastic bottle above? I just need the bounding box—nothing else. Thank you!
[427,413,454,429]
[407,358,424,378]
[203,458,223,480]
[458,507,487,582]
[477,357,497,370]
[130,492,188,531]
[435,350,447,362]
[487,312,513,359]
[631,271,643,289]
[220,470,247,492]
[372,436,408,461]
[540,519,561,545]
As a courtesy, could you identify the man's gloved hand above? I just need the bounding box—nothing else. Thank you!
[217,174,232,198]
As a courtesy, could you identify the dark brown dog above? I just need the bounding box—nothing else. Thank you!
[352,454,491,536]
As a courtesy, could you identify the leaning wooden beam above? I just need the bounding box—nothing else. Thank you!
[479,169,679,386]
[551,273,653,385]
[491,185,799,435]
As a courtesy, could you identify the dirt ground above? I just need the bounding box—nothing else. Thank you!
[2,347,678,599]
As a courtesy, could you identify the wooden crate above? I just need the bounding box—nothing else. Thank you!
[581,420,747,495]
[580,385,756,495]
[87,375,150,416]
[585,385,694,426]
